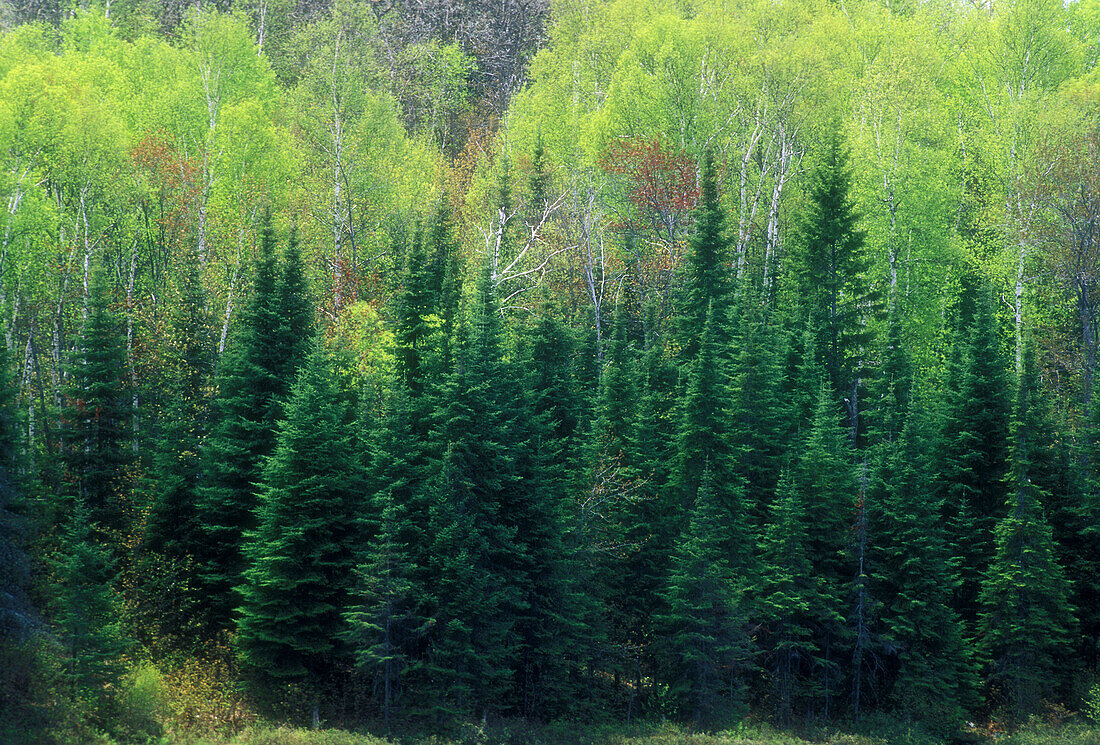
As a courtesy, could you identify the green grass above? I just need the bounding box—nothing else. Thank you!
[151,719,946,745]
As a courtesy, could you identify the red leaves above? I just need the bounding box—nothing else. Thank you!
[600,137,700,242]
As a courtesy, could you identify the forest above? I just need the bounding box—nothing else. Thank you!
[2,0,1100,742]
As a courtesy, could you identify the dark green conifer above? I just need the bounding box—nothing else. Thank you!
[274,222,314,385]
[138,246,217,647]
[794,125,878,436]
[727,288,789,522]
[793,383,855,718]
[758,470,821,728]
[939,279,1011,634]
[675,149,732,361]
[875,400,975,726]
[60,263,132,539]
[663,466,752,727]
[52,499,130,718]
[979,337,1075,719]
[345,486,419,728]
[237,343,362,722]
[195,210,312,634]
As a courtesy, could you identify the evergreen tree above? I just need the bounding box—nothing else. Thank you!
[237,343,362,723]
[939,279,1011,634]
[727,288,790,523]
[421,262,525,718]
[675,149,733,361]
[0,331,28,641]
[758,470,821,728]
[273,222,315,386]
[663,467,752,727]
[875,401,975,727]
[979,337,1075,719]
[138,246,216,647]
[345,486,419,728]
[426,198,462,362]
[422,443,517,722]
[793,383,855,719]
[195,210,312,634]
[52,499,130,719]
[1059,384,1100,671]
[671,304,740,536]
[393,224,435,396]
[60,263,132,540]
[794,125,878,437]
[522,308,596,715]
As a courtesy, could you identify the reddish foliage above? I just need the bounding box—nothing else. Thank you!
[600,137,700,243]
[322,254,364,321]
[131,131,203,248]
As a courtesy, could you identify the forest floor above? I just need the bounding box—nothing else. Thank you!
[152,719,1100,745]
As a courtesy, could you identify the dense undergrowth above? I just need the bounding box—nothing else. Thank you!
[9,651,1100,745]
[7,644,1100,745]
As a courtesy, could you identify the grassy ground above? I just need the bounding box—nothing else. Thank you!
[151,718,1100,745]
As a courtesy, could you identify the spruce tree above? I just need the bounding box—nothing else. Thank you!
[1060,386,1100,671]
[727,288,789,523]
[979,337,1075,719]
[670,304,741,539]
[60,263,132,540]
[795,125,878,437]
[675,149,733,361]
[663,467,752,727]
[195,210,312,634]
[237,343,362,722]
[758,470,821,728]
[52,499,130,719]
[520,308,594,715]
[422,262,525,718]
[138,246,216,647]
[274,222,314,385]
[939,279,1011,634]
[793,383,855,719]
[422,443,517,721]
[875,401,975,727]
[345,486,419,728]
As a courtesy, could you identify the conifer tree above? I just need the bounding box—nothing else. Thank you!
[727,288,789,522]
[875,401,975,726]
[60,263,132,540]
[663,466,752,727]
[144,246,216,561]
[794,125,878,436]
[138,246,216,646]
[979,337,1075,718]
[793,383,855,718]
[522,308,596,715]
[237,343,362,723]
[393,224,436,396]
[422,262,525,718]
[422,443,517,721]
[274,223,314,385]
[671,304,740,533]
[1059,385,1100,671]
[939,279,1011,633]
[195,210,312,634]
[345,487,419,728]
[675,149,733,361]
[758,470,820,728]
[629,301,681,628]
[0,334,40,743]
[52,499,130,718]
[593,303,668,713]
[426,198,462,360]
